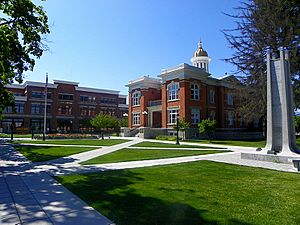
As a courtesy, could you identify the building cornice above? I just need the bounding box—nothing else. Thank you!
[126,76,162,92]
[75,86,119,95]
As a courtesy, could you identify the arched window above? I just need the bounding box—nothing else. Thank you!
[190,83,199,100]
[167,82,179,101]
[132,91,141,106]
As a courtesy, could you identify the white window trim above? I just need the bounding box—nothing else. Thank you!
[132,112,140,126]
[167,109,179,125]
[167,82,179,101]
[132,91,141,106]
[190,83,200,100]
[191,108,200,125]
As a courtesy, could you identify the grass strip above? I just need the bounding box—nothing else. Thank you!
[81,148,229,165]
[12,139,129,146]
[14,145,97,162]
[131,141,224,149]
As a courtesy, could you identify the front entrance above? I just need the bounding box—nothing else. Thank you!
[57,119,73,133]
[151,111,162,128]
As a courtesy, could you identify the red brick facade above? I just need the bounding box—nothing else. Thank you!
[1,80,128,133]
[127,64,242,131]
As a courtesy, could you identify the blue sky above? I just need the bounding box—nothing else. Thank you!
[25,0,240,95]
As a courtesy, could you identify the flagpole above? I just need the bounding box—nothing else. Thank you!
[43,72,48,141]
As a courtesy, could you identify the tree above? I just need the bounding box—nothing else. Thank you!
[198,119,216,141]
[118,118,128,128]
[294,116,300,134]
[177,118,190,140]
[223,0,300,123]
[0,0,49,117]
[91,114,118,139]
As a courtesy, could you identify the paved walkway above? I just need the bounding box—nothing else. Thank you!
[1,137,299,224]
[0,145,114,225]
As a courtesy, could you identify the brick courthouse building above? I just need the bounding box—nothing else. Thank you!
[1,80,128,133]
[126,41,244,138]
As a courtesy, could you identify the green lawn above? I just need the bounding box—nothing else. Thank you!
[81,148,228,165]
[57,161,300,225]
[13,139,129,146]
[131,141,224,149]
[14,145,97,162]
[184,138,300,148]
[0,134,32,138]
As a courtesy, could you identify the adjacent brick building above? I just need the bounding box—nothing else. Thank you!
[126,41,243,137]
[1,80,128,133]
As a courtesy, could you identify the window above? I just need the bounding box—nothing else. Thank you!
[227,111,234,126]
[132,112,140,125]
[32,91,44,99]
[210,111,216,120]
[80,95,96,103]
[31,103,40,114]
[15,102,24,113]
[31,103,50,114]
[58,105,72,115]
[59,94,73,101]
[209,90,215,104]
[191,108,200,124]
[168,109,179,125]
[190,83,199,100]
[227,93,233,106]
[168,82,179,101]
[4,106,13,113]
[132,91,141,106]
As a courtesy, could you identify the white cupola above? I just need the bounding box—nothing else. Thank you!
[191,40,211,73]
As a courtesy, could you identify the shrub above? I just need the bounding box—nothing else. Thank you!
[156,135,177,141]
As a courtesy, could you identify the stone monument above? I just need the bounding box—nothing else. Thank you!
[264,48,300,155]
[242,48,300,166]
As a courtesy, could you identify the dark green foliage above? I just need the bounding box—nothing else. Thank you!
[294,116,300,133]
[0,0,49,116]
[91,114,119,139]
[223,0,300,122]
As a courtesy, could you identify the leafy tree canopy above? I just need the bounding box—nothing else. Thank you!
[0,0,49,117]
[198,119,216,141]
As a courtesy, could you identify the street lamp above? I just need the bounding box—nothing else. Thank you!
[176,116,180,145]
[123,113,128,117]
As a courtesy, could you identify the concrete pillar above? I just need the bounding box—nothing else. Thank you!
[264,49,300,155]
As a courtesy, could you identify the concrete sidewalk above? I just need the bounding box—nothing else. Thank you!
[0,145,113,225]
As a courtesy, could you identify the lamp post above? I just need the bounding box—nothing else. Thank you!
[142,111,148,127]
[43,73,48,141]
[176,116,180,145]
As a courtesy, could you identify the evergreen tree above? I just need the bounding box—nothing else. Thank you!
[223,0,300,122]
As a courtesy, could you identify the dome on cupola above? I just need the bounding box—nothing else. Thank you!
[193,41,208,57]
[191,40,211,73]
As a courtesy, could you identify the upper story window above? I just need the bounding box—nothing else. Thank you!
[58,105,72,115]
[80,95,96,103]
[191,108,200,124]
[32,91,51,99]
[15,102,24,113]
[132,91,141,106]
[4,106,13,113]
[190,83,199,100]
[209,90,215,104]
[31,103,51,114]
[227,93,233,106]
[100,97,117,105]
[59,94,73,101]
[168,82,179,101]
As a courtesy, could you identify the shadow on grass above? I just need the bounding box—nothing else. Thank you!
[13,145,62,162]
[56,170,253,225]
